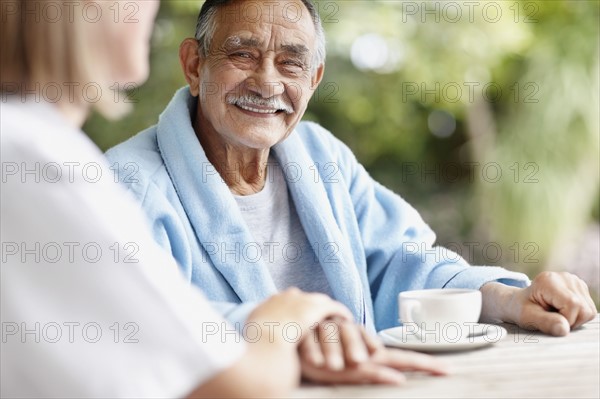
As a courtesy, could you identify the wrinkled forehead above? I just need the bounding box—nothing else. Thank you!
[212,0,317,49]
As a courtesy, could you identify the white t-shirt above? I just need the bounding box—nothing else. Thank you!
[0,99,245,398]
[233,158,334,296]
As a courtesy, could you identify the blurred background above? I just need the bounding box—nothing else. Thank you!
[85,0,600,304]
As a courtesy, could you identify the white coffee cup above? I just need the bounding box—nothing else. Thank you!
[398,289,482,342]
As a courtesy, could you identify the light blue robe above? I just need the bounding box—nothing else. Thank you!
[106,87,529,332]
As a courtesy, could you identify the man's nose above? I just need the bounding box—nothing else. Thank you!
[246,60,285,98]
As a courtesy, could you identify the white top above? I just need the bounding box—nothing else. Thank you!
[234,159,334,296]
[0,100,245,398]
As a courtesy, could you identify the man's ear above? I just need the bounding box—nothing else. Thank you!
[179,38,203,97]
[311,63,325,90]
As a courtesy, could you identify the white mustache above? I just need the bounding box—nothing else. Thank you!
[227,94,294,114]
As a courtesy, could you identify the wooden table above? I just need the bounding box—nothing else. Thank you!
[295,315,600,398]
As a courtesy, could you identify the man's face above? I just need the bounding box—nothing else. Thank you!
[194,0,323,150]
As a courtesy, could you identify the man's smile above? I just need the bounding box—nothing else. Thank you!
[234,102,283,115]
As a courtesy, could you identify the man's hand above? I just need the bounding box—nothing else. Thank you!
[481,272,597,336]
[298,320,448,385]
[298,318,377,371]
[301,340,449,385]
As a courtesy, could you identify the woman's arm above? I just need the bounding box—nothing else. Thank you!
[186,289,449,397]
[186,288,351,398]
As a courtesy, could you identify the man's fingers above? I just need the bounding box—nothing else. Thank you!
[535,274,578,326]
[531,272,597,332]
[353,364,407,385]
[361,327,384,355]
[574,278,598,328]
[522,302,570,336]
[551,293,582,327]
[339,321,369,365]
[319,321,345,371]
[304,319,379,370]
[298,329,325,367]
[372,348,449,376]
[336,363,407,385]
[301,361,406,385]
[300,334,449,385]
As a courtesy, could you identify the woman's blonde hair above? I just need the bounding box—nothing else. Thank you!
[1,1,129,119]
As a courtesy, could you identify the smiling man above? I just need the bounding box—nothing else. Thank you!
[186,0,322,196]
[107,0,596,342]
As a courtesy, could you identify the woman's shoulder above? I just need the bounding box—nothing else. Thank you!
[1,100,106,170]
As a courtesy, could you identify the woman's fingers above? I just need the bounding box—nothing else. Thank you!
[247,288,354,335]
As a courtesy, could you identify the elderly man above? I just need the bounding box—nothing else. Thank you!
[107,0,596,338]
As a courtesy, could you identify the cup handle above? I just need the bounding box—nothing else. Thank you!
[400,299,421,328]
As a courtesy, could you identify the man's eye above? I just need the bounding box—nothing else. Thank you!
[281,60,305,69]
[231,52,252,59]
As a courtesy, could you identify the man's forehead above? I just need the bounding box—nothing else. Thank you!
[214,0,316,34]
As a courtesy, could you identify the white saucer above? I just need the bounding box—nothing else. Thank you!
[378,323,507,352]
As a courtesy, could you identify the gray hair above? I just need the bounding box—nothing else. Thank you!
[194,0,326,72]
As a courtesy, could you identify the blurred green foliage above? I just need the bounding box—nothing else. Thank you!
[85,0,600,297]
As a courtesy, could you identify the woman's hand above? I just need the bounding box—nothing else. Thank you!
[245,288,354,345]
